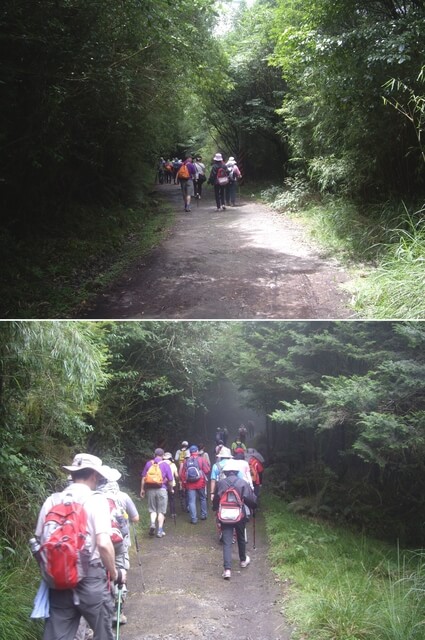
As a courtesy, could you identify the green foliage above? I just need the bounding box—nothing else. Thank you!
[0,567,43,640]
[269,0,425,200]
[0,0,220,232]
[353,204,425,318]
[264,494,425,640]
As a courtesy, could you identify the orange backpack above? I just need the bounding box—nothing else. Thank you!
[177,163,190,180]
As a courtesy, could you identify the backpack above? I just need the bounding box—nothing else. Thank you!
[144,461,164,488]
[39,493,90,590]
[185,457,202,483]
[216,166,229,186]
[179,449,187,467]
[177,163,190,180]
[218,481,244,523]
[249,457,262,485]
[106,495,128,545]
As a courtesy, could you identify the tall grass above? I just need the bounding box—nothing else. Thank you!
[263,494,425,640]
[260,185,425,318]
[353,204,425,318]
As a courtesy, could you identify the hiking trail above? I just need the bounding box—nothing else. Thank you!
[83,183,354,319]
[123,504,292,640]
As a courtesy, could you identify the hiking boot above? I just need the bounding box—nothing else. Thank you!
[221,205,226,210]
[148,525,155,537]
[240,555,251,568]
[222,569,231,580]
[157,529,166,537]
[119,613,127,625]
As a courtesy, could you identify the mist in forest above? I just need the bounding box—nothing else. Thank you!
[193,379,266,455]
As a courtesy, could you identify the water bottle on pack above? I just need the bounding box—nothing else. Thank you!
[29,537,42,565]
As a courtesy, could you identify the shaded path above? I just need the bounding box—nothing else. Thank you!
[122,505,292,640]
[84,184,354,319]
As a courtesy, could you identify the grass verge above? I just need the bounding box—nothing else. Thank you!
[263,494,425,640]
[0,195,174,318]
[259,184,425,319]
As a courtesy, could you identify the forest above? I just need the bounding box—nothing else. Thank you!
[2,319,425,639]
[1,0,424,317]
[2,320,425,548]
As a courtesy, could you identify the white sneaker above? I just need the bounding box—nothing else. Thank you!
[222,569,231,579]
[240,555,250,568]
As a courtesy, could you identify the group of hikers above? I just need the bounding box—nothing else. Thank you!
[30,433,264,640]
[157,153,242,212]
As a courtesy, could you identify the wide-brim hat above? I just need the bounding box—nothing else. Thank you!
[101,465,122,482]
[222,460,240,473]
[181,440,189,447]
[213,153,223,161]
[63,453,110,479]
[216,446,232,458]
[163,452,173,460]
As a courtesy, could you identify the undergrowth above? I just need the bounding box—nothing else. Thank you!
[260,183,425,318]
[0,197,174,318]
[263,494,425,640]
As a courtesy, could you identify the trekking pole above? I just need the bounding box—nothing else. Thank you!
[252,509,256,550]
[116,586,122,640]
[132,523,145,591]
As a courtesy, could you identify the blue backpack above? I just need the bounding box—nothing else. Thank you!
[186,457,202,483]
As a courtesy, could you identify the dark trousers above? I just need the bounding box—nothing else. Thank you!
[43,567,114,640]
[221,519,247,570]
[214,184,226,209]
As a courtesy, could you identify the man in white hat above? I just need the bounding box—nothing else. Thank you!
[35,453,126,640]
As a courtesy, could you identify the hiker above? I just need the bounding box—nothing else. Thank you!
[238,424,248,443]
[198,443,211,467]
[177,154,196,212]
[232,447,254,489]
[231,436,247,454]
[208,153,230,211]
[180,445,210,523]
[193,155,207,200]
[100,467,139,627]
[225,157,242,207]
[157,157,165,184]
[172,157,182,184]
[163,452,179,519]
[209,446,234,500]
[212,458,257,580]
[140,448,173,538]
[175,440,189,472]
[164,159,174,184]
[246,449,265,498]
[33,453,126,640]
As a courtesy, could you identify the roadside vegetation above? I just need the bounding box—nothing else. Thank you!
[264,494,425,640]
[260,185,425,318]
[2,0,423,317]
[2,321,425,639]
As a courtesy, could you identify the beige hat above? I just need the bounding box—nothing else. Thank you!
[101,465,122,482]
[213,153,223,161]
[216,446,232,458]
[63,453,110,479]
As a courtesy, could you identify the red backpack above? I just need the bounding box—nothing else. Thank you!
[216,166,229,186]
[218,482,244,523]
[40,493,89,589]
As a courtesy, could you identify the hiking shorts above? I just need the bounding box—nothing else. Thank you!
[147,487,168,514]
[180,178,194,197]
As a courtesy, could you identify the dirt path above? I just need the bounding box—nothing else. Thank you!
[122,503,292,640]
[83,183,354,319]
